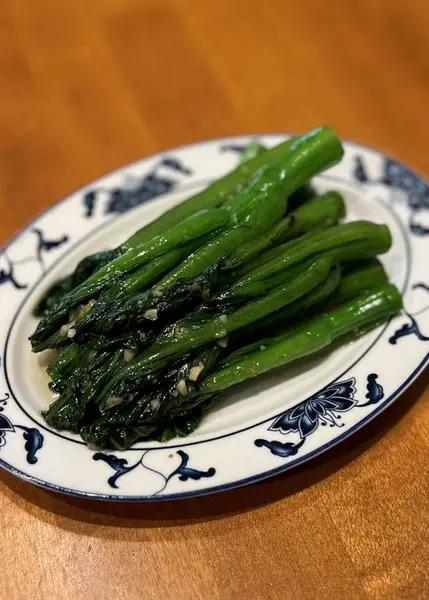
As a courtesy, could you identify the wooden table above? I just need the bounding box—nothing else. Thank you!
[1,1,429,598]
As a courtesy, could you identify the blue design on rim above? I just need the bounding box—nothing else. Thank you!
[389,282,429,345]
[174,450,216,482]
[269,377,357,436]
[0,134,428,500]
[83,156,193,217]
[255,374,384,458]
[0,354,427,501]
[254,438,305,458]
[0,254,28,290]
[220,143,248,154]
[389,313,429,345]
[93,453,140,489]
[0,393,44,464]
[0,228,68,290]
[31,228,69,268]
[353,154,429,235]
[14,426,44,464]
[93,449,215,494]
[360,373,384,407]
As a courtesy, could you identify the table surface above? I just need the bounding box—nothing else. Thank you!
[1,1,429,599]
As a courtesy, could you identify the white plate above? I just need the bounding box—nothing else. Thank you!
[1,135,428,501]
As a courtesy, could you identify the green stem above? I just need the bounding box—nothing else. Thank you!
[105,257,333,391]
[201,284,402,393]
[228,221,391,298]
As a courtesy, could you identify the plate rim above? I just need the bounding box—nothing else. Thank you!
[1,132,428,501]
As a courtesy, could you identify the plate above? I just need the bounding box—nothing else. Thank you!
[1,134,428,501]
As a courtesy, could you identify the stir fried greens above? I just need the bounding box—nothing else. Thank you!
[30,127,402,449]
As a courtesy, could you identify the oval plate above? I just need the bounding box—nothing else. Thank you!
[1,135,428,501]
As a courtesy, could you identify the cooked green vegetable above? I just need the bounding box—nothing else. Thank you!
[78,345,221,449]
[48,258,330,430]
[94,257,333,405]
[238,141,267,163]
[30,208,230,348]
[227,221,392,298]
[128,135,294,243]
[221,191,346,271]
[34,246,127,316]
[333,259,388,303]
[282,190,346,240]
[30,125,401,450]
[33,136,281,316]
[235,259,388,344]
[201,284,402,393]
[32,127,343,349]
[77,282,401,449]
[135,126,339,242]
[51,155,296,344]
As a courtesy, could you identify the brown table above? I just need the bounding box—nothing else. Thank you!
[1,1,429,598]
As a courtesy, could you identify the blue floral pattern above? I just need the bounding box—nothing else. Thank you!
[270,378,357,437]
[389,282,429,345]
[83,156,193,217]
[0,393,44,464]
[255,374,384,458]
[220,143,248,155]
[0,228,69,290]
[254,438,305,458]
[0,254,28,290]
[93,449,216,494]
[353,155,429,236]
[353,154,429,344]
[389,312,429,345]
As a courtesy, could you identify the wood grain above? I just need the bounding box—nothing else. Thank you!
[1,1,429,598]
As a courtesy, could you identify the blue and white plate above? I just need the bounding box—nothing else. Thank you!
[1,135,428,501]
